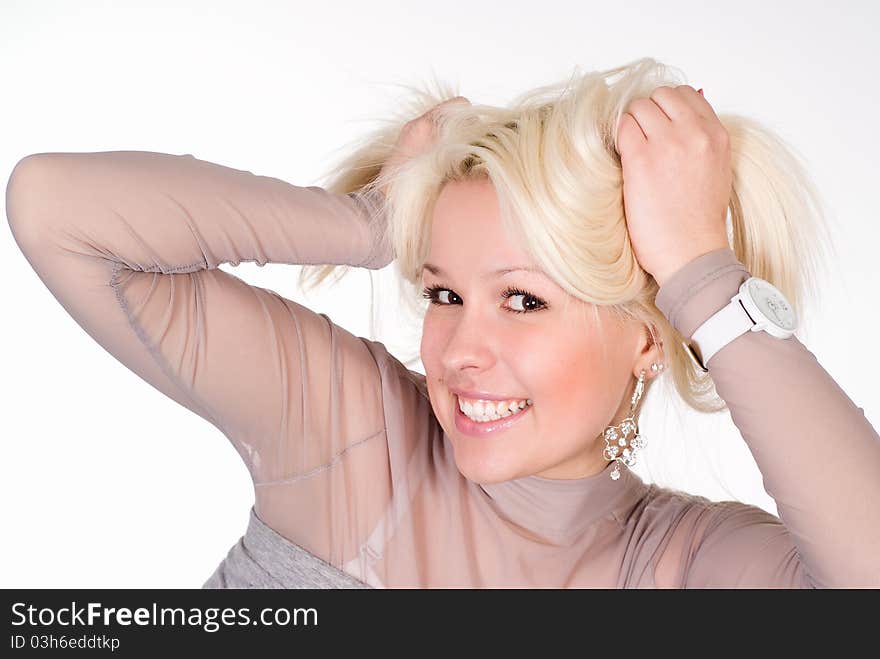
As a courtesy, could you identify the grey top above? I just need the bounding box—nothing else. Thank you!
[203,506,369,588]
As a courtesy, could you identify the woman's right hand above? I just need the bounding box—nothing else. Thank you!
[376,95,471,199]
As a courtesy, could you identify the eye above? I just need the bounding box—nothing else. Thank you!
[502,286,548,313]
[421,283,549,314]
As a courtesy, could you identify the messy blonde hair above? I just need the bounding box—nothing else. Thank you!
[297,56,837,420]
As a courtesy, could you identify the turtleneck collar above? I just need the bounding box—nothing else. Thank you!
[477,461,649,545]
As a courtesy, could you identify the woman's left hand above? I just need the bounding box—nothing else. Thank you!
[616,85,733,287]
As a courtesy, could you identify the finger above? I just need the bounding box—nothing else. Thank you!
[649,85,702,122]
[673,85,718,120]
[624,96,671,140]
[423,96,470,116]
[427,96,471,122]
[616,111,646,155]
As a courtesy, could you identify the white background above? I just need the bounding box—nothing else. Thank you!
[2,0,878,587]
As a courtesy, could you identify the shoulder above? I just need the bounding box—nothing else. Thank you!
[357,337,443,452]
[625,483,793,587]
[629,482,782,540]
[359,338,432,420]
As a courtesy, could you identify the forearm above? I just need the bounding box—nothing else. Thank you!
[656,248,880,586]
[6,150,387,273]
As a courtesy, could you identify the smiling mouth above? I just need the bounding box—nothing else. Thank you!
[454,394,533,422]
[453,396,533,437]
[460,403,530,423]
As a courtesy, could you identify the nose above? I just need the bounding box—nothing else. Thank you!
[436,306,499,375]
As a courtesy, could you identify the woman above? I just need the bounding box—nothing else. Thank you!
[7,57,878,588]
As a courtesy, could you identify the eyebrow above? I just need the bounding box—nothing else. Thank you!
[422,263,548,279]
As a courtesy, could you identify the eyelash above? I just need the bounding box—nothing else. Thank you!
[421,283,549,314]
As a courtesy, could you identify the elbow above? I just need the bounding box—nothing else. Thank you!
[6,153,68,253]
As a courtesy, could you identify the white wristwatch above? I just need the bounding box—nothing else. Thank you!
[683,276,798,372]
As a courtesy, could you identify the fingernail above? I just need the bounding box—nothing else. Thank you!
[697,88,704,96]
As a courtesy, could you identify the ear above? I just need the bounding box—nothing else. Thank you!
[634,323,665,381]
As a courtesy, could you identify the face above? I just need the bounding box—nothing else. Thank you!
[420,178,661,484]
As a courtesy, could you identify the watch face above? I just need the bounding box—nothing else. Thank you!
[748,279,797,330]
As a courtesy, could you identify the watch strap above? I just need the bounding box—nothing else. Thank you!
[689,295,755,369]
[655,248,751,338]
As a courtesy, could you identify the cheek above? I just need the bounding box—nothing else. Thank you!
[420,317,442,372]
[529,343,585,397]
[526,332,618,426]
[420,318,446,408]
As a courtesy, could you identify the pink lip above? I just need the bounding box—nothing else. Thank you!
[450,387,528,402]
[453,397,532,437]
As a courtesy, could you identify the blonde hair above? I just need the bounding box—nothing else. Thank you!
[298,56,838,417]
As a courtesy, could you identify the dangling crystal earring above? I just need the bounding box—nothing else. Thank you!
[602,362,664,481]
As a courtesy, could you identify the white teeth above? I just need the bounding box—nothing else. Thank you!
[457,395,532,422]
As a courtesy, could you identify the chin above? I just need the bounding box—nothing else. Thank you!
[450,448,524,485]
[436,405,534,483]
